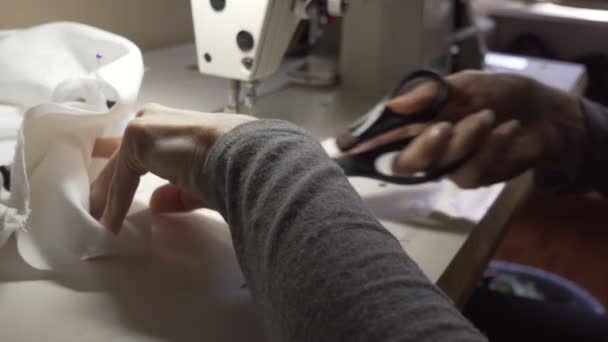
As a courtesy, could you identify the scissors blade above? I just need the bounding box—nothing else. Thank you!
[335,99,390,152]
[322,137,344,160]
[349,97,390,137]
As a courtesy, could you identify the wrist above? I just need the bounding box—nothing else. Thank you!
[538,87,586,172]
[534,95,589,192]
[569,98,608,193]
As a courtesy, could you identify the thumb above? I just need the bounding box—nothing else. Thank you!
[388,80,441,115]
[150,183,207,214]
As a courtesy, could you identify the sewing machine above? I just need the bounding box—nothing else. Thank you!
[191,0,470,113]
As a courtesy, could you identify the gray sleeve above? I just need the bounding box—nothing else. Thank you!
[200,119,486,342]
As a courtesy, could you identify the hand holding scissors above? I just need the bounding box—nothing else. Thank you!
[334,69,483,185]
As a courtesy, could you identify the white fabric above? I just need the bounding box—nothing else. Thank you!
[0,22,148,271]
[322,138,506,224]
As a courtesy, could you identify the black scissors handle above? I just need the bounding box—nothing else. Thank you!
[336,69,450,151]
[334,69,456,185]
[335,137,466,185]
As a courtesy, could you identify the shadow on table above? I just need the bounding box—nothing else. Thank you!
[0,209,265,342]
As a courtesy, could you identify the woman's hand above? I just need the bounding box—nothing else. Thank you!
[382,70,587,188]
[90,103,256,234]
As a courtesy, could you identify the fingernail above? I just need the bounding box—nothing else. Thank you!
[503,119,521,133]
[388,96,403,106]
[479,109,496,126]
[430,122,452,138]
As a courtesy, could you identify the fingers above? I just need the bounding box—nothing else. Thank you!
[90,151,118,220]
[388,70,481,117]
[99,143,146,233]
[449,120,521,188]
[94,124,149,234]
[89,103,255,233]
[93,107,173,159]
[92,137,122,158]
[348,123,427,155]
[439,110,496,166]
[89,106,157,224]
[388,80,441,115]
[392,122,453,174]
[388,70,500,122]
[393,110,496,175]
[150,184,207,214]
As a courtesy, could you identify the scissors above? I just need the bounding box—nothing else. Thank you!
[333,69,463,185]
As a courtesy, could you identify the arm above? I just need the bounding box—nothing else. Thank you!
[91,105,486,341]
[201,120,486,342]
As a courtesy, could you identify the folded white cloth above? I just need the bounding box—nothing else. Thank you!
[0,22,148,271]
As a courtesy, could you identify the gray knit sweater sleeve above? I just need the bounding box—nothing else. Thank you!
[200,119,486,342]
